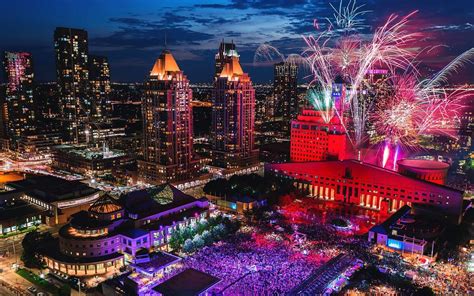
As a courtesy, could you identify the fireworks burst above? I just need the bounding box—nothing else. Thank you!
[327,0,371,32]
[253,0,473,159]
[373,48,474,149]
[253,43,308,70]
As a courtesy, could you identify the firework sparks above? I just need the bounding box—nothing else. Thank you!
[252,0,473,160]
[382,142,390,168]
[373,48,473,150]
[327,0,371,32]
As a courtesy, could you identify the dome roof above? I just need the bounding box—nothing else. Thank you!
[89,194,122,214]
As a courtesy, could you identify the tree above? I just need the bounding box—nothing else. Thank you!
[168,231,181,251]
[195,220,208,234]
[21,230,53,269]
[192,234,204,249]
[183,239,194,254]
[203,178,229,196]
[211,224,226,240]
[201,230,213,245]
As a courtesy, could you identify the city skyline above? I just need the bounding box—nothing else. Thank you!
[0,0,473,83]
[0,1,472,295]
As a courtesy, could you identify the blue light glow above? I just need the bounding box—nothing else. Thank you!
[387,238,402,250]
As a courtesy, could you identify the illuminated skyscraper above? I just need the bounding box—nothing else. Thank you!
[214,41,237,78]
[54,27,90,143]
[138,50,199,184]
[3,51,36,148]
[211,46,258,168]
[89,55,111,120]
[273,62,298,126]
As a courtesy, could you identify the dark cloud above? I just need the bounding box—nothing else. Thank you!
[225,31,242,37]
[93,27,212,48]
[97,17,214,49]
[109,17,149,26]
[196,0,309,10]
[1,0,472,82]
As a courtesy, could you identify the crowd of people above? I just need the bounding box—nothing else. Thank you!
[143,198,472,295]
[411,256,471,294]
[182,231,322,295]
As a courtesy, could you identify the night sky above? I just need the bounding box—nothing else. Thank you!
[1,0,473,83]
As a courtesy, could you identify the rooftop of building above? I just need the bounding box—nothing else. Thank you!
[119,228,148,239]
[219,56,244,79]
[7,175,99,202]
[53,144,126,160]
[66,211,114,231]
[370,205,411,235]
[0,199,46,222]
[132,252,181,275]
[152,268,220,296]
[89,194,123,214]
[150,50,181,78]
[397,159,450,170]
[266,159,463,194]
[370,205,446,242]
[218,41,237,55]
[119,184,203,220]
[142,206,207,231]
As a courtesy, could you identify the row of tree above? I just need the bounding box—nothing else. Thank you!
[168,215,240,253]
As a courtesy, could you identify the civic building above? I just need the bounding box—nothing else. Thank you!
[43,184,209,277]
[265,159,464,223]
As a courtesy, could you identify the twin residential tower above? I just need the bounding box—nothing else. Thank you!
[139,42,258,184]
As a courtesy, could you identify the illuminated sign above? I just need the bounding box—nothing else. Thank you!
[387,238,402,250]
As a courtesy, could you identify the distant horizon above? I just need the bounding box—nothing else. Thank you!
[1,0,473,83]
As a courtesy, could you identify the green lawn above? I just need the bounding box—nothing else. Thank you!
[1,226,37,239]
[16,268,60,294]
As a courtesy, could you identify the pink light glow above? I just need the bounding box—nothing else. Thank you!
[382,143,390,168]
[392,144,399,171]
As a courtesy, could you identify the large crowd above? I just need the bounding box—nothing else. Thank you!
[182,231,322,295]
[145,199,472,295]
[409,255,471,294]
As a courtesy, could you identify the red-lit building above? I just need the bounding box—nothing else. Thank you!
[211,44,259,168]
[265,160,463,223]
[290,109,346,162]
[138,50,200,184]
[397,159,450,186]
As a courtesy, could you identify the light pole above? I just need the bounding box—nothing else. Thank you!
[12,239,18,266]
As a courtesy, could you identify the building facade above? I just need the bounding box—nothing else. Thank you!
[51,144,134,177]
[290,109,346,162]
[211,46,258,168]
[273,62,298,126]
[89,55,111,120]
[3,51,36,148]
[138,50,199,184]
[5,175,100,225]
[266,160,464,223]
[54,27,90,143]
[43,186,209,277]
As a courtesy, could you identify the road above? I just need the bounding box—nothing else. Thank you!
[0,225,63,296]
